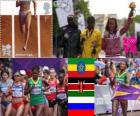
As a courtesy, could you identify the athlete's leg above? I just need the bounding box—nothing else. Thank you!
[1,105,6,116]
[11,107,16,116]
[49,107,53,116]
[35,104,44,116]
[53,104,57,116]
[5,103,12,116]
[43,104,51,116]
[0,104,3,116]
[19,12,26,33]
[29,108,33,116]
[120,100,128,116]
[23,103,30,116]
[112,100,119,116]
[31,108,36,116]
[57,104,61,116]
[23,12,32,51]
[16,104,24,116]
[21,25,26,34]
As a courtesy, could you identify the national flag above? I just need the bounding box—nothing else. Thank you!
[68,58,96,78]
[68,83,95,97]
[113,85,140,100]
[68,110,94,116]
[68,58,95,116]
[68,82,95,115]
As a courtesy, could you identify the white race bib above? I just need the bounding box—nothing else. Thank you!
[12,85,23,97]
[12,88,23,97]
[1,87,8,93]
[50,87,56,93]
[57,93,67,100]
[31,87,41,95]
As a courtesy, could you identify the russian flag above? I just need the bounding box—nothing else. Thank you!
[68,103,94,116]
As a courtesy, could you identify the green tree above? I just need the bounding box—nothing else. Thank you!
[53,3,61,56]
[53,4,60,36]
[74,0,91,18]
[128,15,140,35]
[134,15,140,23]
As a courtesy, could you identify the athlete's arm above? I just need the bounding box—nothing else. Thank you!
[16,0,20,7]
[126,72,131,85]
[42,79,50,90]
[4,86,11,97]
[32,0,37,15]
[120,9,133,36]
[24,82,31,95]
[0,89,3,97]
[5,86,13,97]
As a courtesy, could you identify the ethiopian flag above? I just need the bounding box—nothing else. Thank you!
[68,58,96,78]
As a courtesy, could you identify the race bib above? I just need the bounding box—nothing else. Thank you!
[50,87,56,93]
[57,93,67,100]
[31,87,41,95]
[12,87,23,97]
[1,87,8,93]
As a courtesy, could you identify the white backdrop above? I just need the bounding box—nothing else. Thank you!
[55,0,74,27]
[0,0,52,15]
[135,23,140,35]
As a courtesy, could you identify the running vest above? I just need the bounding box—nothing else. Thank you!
[28,78,45,106]
[57,84,67,100]
[47,79,57,101]
[115,72,127,84]
[1,86,8,94]
[0,79,13,94]
[1,84,8,94]
[12,83,24,98]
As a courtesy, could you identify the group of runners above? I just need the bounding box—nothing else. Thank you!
[0,64,68,116]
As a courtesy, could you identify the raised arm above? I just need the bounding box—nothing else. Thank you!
[32,0,37,15]
[16,0,20,7]
[120,9,134,36]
